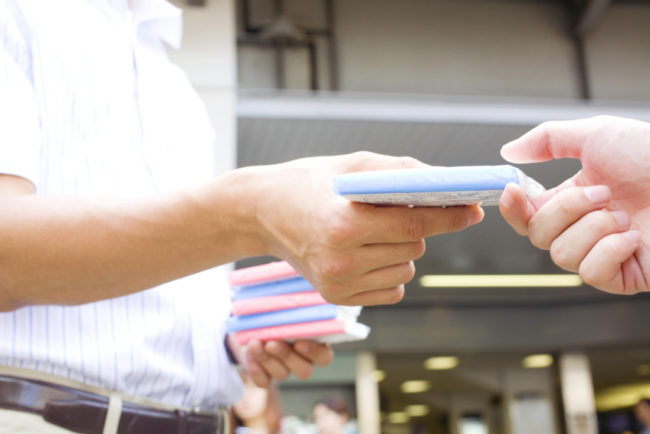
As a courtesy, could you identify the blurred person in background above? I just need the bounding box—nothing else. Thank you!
[499,116,650,296]
[0,0,482,432]
[635,398,650,434]
[232,371,282,434]
[312,396,358,434]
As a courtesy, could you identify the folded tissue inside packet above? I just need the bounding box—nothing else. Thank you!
[333,164,544,207]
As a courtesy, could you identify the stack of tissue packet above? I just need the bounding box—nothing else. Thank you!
[226,261,370,346]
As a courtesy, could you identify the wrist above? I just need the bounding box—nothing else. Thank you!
[203,167,273,259]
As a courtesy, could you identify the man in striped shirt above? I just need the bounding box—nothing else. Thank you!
[0,0,484,432]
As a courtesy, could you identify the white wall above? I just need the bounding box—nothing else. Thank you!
[169,0,237,174]
[336,0,578,98]
[585,3,650,101]
[237,0,650,101]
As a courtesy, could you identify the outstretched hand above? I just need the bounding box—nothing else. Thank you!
[250,151,484,306]
[499,116,650,294]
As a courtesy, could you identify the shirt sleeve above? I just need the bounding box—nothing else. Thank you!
[0,3,42,189]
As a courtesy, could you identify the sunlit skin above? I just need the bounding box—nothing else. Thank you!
[0,151,483,388]
[499,116,650,294]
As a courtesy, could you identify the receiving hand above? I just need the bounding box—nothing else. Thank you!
[499,116,650,294]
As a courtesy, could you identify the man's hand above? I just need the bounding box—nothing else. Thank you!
[248,152,484,306]
[228,335,334,388]
[0,152,483,309]
[499,116,650,295]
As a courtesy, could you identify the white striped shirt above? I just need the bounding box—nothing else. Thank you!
[0,0,244,408]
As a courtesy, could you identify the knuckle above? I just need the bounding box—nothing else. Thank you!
[453,211,471,230]
[347,151,376,170]
[555,195,574,216]
[441,210,471,233]
[404,215,429,240]
[590,211,613,233]
[395,155,422,169]
[351,150,374,161]
[578,262,600,288]
[317,283,344,304]
[549,241,575,271]
[592,114,613,124]
[402,262,417,283]
[412,240,426,260]
[295,366,313,380]
[537,122,554,144]
[528,229,549,250]
[319,255,354,280]
[385,286,405,305]
[538,120,560,135]
[322,214,356,247]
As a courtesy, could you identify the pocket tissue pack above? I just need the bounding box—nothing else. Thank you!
[333,164,544,207]
[227,261,370,346]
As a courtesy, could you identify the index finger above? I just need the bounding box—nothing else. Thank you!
[294,340,334,367]
[500,117,605,164]
[345,202,484,245]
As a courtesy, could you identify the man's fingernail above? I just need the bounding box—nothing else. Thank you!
[611,211,630,227]
[624,230,641,243]
[468,208,484,226]
[584,186,610,205]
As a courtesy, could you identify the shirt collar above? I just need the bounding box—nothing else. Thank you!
[129,0,183,49]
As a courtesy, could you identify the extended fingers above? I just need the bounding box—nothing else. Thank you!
[319,262,414,305]
[336,203,484,246]
[312,205,482,305]
[341,285,405,306]
[317,241,425,283]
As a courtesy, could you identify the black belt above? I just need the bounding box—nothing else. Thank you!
[0,375,227,434]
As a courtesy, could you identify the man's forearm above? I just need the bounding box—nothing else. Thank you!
[0,169,265,311]
[0,152,485,310]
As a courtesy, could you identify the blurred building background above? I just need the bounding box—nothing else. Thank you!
[169,0,650,432]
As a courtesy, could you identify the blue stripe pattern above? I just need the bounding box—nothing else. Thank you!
[333,164,521,195]
[226,304,340,333]
[232,277,315,301]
